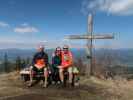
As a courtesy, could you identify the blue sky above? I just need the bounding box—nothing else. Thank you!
[0,0,132,49]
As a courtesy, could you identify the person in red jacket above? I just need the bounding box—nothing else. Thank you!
[58,45,73,85]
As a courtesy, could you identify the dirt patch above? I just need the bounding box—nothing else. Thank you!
[1,94,49,100]
[0,85,106,100]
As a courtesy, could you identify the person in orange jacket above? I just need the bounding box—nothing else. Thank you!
[58,45,73,86]
[28,45,49,88]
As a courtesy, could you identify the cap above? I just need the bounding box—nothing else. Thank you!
[56,47,61,51]
[38,44,44,49]
[63,45,69,49]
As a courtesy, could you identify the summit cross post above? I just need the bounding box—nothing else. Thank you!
[65,13,114,76]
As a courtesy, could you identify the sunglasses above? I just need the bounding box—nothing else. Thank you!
[63,48,68,50]
[56,50,61,52]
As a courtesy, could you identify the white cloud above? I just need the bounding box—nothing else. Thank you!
[14,26,39,33]
[0,21,9,27]
[21,23,29,26]
[82,0,133,15]
[0,37,48,49]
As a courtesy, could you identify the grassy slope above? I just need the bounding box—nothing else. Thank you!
[0,72,133,100]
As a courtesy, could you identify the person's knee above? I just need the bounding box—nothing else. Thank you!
[29,66,34,74]
[44,68,48,76]
[29,66,33,71]
[58,66,62,69]
[68,67,73,74]
[59,68,63,73]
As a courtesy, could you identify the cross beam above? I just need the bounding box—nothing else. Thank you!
[66,34,114,40]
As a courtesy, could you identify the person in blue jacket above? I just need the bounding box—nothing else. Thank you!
[51,47,62,84]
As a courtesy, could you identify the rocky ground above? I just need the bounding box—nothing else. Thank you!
[0,72,133,100]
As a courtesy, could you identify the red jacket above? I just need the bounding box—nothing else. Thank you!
[61,51,73,68]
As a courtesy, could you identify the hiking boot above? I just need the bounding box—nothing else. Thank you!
[27,81,33,87]
[40,80,44,86]
[59,81,64,87]
[68,82,74,88]
[52,81,56,85]
[57,81,61,85]
[74,82,79,87]
[42,83,47,88]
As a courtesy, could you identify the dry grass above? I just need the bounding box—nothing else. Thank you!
[80,76,133,100]
[0,72,31,98]
[0,72,133,100]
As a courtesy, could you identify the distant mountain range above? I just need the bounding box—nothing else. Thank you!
[0,48,132,66]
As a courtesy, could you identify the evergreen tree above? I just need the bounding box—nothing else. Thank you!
[15,56,21,71]
[21,59,26,69]
[26,57,31,66]
[3,53,9,73]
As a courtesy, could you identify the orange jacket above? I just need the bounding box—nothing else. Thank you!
[35,59,46,69]
[61,51,73,68]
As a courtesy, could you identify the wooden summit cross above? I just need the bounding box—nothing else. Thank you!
[65,13,114,76]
